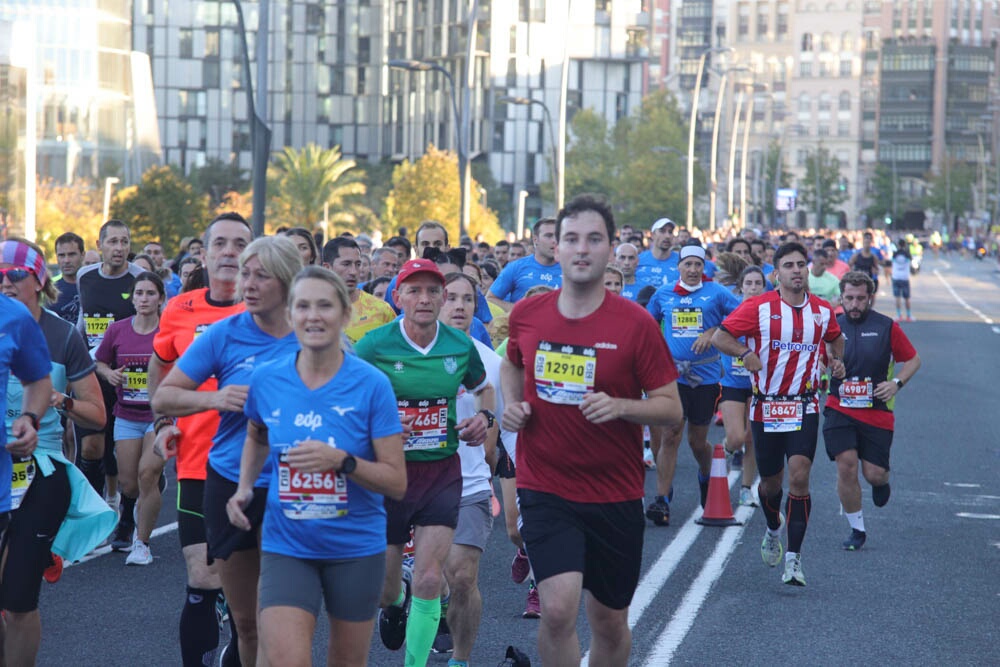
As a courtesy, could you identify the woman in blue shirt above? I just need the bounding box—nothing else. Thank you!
[718,265,767,506]
[228,266,405,666]
[153,235,302,665]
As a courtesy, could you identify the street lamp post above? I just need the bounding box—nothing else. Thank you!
[102,177,120,222]
[498,96,560,212]
[687,46,733,230]
[389,58,467,236]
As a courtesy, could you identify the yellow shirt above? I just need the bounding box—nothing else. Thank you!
[347,290,396,343]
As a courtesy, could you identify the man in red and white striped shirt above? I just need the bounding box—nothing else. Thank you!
[713,242,845,587]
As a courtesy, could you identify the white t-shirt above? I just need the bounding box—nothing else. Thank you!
[891,253,911,282]
[456,338,508,498]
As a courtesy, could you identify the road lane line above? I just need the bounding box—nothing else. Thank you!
[933,270,995,325]
[642,503,755,666]
[580,471,742,666]
[64,522,178,569]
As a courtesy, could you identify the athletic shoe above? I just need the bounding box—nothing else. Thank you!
[378,574,411,650]
[760,513,785,567]
[43,553,63,583]
[739,487,758,507]
[782,553,806,587]
[110,519,134,552]
[522,585,541,619]
[730,449,744,470]
[842,528,867,551]
[216,593,230,626]
[643,446,656,470]
[125,540,153,565]
[698,475,710,509]
[511,547,530,584]
[872,483,891,507]
[431,618,454,654]
[645,497,670,526]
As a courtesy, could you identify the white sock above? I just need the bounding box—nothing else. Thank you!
[846,510,865,532]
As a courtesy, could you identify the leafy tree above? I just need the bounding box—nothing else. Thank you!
[759,140,793,227]
[384,145,503,242]
[266,144,374,232]
[796,146,847,226]
[110,165,209,254]
[355,158,396,223]
[189,158,249,208]
[34,178,104,258]
[214,190,255,224]
[563,110,616,200]
[612,89,694,228]
[924,159,976,221]
[864,163,897,223]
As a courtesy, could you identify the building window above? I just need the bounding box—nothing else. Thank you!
[837,120,850,136]
[820,33,834,51]
[819,92,832,111]
[506,57,517,87]
[799,60,812,77]
[492,121,505,151]
[817,123,829,136]
[840,58,852,77]
[203,60,220,88]
[798,93,811,113]
[757,6,768,39]
[841,32,854,51]
[839,91,851,110]
[179,29,193,58]
[801,32,813,51]
[205,30,220,58]
[358,37,371,64]
[738,3,750,40]
[777,4,789,40]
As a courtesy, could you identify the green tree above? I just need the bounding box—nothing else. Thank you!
[924,159,976,222]
[563,110,616,200]
[612,89,694,228]
[110,165,208,253]
[384,145,504,242]
[267,144,374,232]
[797,146,847,226]
[864,163,897,223]
[188,158,249,208]
[759,140,793,227]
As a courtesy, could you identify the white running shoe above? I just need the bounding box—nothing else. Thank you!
[782,553,806,586]
[125,540,153,566]
[760,512,785,567]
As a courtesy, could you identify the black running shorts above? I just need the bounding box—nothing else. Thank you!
[203,464,266,563]
[517,488,644,611]
[678,382,720,426]
[751,412,820,478]
[822,407,893,471]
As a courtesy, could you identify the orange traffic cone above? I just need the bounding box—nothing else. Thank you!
[696,444,741,526]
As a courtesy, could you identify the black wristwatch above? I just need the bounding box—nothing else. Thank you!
[478,409,496,429]
[60,395,74,413]
[892,378,904,389]
[339,454,357,475]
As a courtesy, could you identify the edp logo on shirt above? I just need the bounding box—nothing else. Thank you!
[294,411,323,431]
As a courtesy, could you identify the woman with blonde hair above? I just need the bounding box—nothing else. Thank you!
[153,235,303,666]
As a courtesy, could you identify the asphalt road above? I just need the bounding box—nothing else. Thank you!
[37,254,999,666]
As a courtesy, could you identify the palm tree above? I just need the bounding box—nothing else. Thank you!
[267,144,375,231]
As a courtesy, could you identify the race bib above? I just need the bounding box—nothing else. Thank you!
[534,341,597,405]
[398,398,449,451]
[670,308,703,338]
[10,457,36,512]
[839,377,874,409]
[85,315,113,348]
[762,399,803,433]
[277,449,348,520]
[731,355,751,377]
[123,367,149,403]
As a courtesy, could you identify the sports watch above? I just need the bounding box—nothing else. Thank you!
[892,378,903,389]
[478,409,496,429]
[339,454,357,475]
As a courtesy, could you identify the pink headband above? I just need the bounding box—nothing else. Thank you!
[0,241,48,286]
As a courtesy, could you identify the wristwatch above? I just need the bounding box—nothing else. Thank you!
[21,412,41,431]
[478,409,496,429]
[60,395,74,413]
[339,454,357,475]
[892,378,904,389]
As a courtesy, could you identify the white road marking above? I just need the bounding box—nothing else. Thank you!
[955,513,1000,520]
[642,504,755,666]
[64,522,178,569]
[944,482,982,488]
[993,326,1000,335]
[933,270,995,325]
[580,472,746,666]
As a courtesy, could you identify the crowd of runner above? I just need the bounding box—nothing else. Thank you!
[0,204,923,666]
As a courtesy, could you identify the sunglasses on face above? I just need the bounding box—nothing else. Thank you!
[0,267,35,284]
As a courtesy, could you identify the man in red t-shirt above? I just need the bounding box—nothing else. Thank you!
[502,194,682,667]
[823,271,920,551]
[713,242,846,587]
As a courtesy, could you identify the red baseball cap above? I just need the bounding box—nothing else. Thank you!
[397,258,445,285]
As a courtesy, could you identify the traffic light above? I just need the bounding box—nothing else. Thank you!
[884,214,892,226]
[839,177,848,193]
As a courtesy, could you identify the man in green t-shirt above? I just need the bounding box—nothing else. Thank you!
[808,249,841,309]
[355,258,494,666]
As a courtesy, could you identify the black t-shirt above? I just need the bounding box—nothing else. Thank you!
[76,263,144,351]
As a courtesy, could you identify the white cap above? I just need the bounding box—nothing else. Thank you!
[651,218,676,232]
[679,245,706,263]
